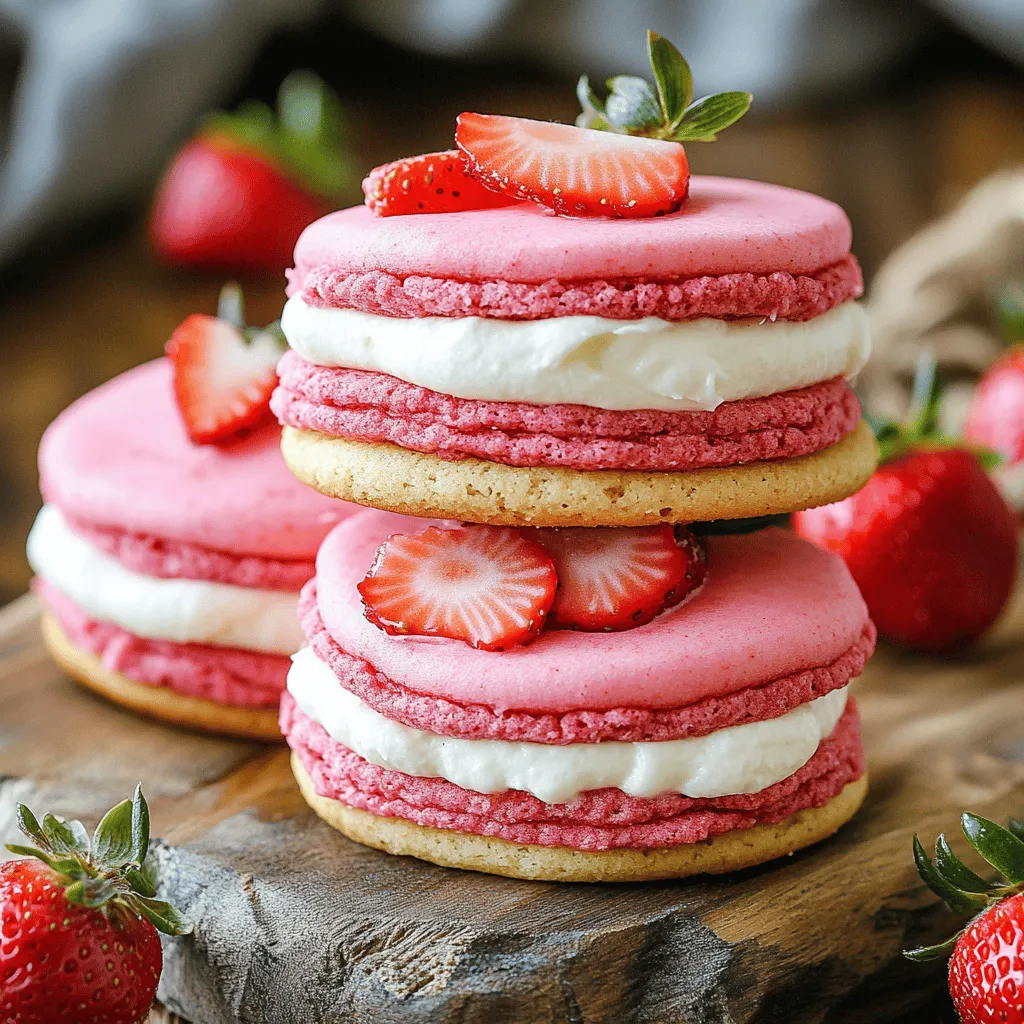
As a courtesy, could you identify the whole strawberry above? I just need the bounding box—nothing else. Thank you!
[1,786,190,1024]
[151,71,355,273]
[793,356,1017,651]
[906,814,1024,1024]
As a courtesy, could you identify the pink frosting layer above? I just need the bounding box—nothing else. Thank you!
[299,579,876,743]
[295,256,862,322]
[287,177,854,291]
[39,359,353,560]
[38,581,287,709]
[281,693,865,851]
[315,513,871,713]
[66,516,314,591]
[272,353,860,471]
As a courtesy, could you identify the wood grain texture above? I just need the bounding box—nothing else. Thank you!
[2,590,1022,1022]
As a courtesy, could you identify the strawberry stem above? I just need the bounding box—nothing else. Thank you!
[4,786,192,936]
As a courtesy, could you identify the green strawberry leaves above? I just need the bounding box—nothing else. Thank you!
[870,351,1001,468]
[648,32,692,128]
[996,281,1024,344]
[904,812,1024,962]
[204,70,356,202]
[5,785,192,936]
[576,30,752,143]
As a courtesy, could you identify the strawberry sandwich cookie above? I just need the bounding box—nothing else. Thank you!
[274,169,875,524]
[281,512,874,881]
[28,297,351,739]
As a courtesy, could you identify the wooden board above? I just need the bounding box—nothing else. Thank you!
[2,590,1023,1023]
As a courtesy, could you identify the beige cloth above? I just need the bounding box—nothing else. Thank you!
[864,168,1024,429]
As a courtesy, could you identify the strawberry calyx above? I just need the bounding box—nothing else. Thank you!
[868,351,1001,469]
[577,30,751,143]
[213,280,286,349]
[904,813,1024,961]
[4,785,191,937]
[200,71,354,203]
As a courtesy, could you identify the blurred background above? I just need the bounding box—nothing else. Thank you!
[1,0,1024,604]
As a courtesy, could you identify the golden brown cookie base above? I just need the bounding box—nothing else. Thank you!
[41,612,283,741]
[281,420,877,527]
[292,754,868,882]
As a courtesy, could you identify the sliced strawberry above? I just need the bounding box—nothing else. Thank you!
[166,312,284,445]
[358,526,557,650]
[362,149,514,216]
[455,112,690,218]
[533,525,707,631]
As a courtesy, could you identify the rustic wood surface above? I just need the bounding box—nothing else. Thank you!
[2,585,1022,1023]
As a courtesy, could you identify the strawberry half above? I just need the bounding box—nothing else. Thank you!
[358,526,557,651]
[362,149,513,216]
[165,285,285,445]
[533,525,707,631]
[455,112,690,218]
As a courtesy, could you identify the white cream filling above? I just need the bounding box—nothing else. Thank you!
[27,504,304,655]
[287,646,849,804]
[281,295,871,413]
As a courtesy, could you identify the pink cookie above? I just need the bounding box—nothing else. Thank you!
[295,255,862,322]
[298,579,876,743]
[273,354,861,472]
[288,177,854,293]
[310,511,871,716]
[33,358,356,737]
[282,694,864,851]
[39,359,347,559]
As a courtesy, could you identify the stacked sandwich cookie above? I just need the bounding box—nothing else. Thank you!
[273,62,878,880]
[29,296,351,739]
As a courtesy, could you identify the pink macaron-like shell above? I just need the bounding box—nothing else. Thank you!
[66,516,315,591]
[272,354,861,472]
[315,512,871,714]
[39,582,288,708]
[287,177,853,291]
[39,359,351,560]
[282,693,864,851]
[299,579,876,743]
[294,255,863,322]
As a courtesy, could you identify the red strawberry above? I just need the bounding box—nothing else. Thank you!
[964,347,1024,465]
[1,787,191,1024]
[793,355,1017,651]
[150,72,353,273]
[905,814,1024,1024]
[455,112,689,218]
[362,149,514,216]
[166,283,285,445]
[358,525,557,651]
[532,525,707,631]
[793,448,1017,651]
[949,893,1024,1024]
[151,135,329,272]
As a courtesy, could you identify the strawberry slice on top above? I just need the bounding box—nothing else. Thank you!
[358,525,557,651]
[166,284,285,445]
[455,113,690,218]
[363,149,514,217]
[533,525,707,631]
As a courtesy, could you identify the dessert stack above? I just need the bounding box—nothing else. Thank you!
[270,38,880,884]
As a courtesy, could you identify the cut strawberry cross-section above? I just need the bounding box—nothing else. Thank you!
[363,149,513,217]
[533,525,707,631]
[165,284,285,445]
[357,525,557,651]
[455,112,690,218]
